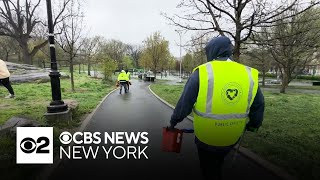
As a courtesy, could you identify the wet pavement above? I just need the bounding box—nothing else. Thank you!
[49,79,283,180]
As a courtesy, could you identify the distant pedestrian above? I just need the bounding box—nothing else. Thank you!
[125,69,131,91]
[0,59,15,98]
[117,70,129,94]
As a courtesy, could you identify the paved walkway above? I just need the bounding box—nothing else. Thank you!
[49,79,283,180]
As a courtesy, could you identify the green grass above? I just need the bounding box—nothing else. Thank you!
[0,73,115,125]
[150,84,320,180]
[151,84,184,106]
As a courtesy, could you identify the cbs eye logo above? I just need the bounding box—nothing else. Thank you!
[20,137,50,154]
[59,131,72,144]
[16,127,53,164]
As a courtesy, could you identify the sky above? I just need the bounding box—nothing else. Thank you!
[82,0,190,58]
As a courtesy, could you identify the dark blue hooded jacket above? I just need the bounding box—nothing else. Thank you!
[170,36,265,150]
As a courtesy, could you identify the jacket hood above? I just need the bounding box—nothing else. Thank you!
[205,36,232,61]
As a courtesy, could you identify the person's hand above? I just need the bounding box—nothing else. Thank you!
[166,123,175,131]
[246,124,258,132]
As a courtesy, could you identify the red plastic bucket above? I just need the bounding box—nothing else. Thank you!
[161,127,183,153]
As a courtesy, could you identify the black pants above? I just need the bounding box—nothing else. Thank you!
[127,81,130,90]
[197,146,230,180]
[119,82,128,93]
[0,77,14,95]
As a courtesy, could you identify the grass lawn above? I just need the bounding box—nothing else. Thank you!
[0,73,115,125]
[0,73,116,179]
[150,83,320,180]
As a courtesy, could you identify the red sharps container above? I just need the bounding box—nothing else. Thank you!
[161,127,183,153]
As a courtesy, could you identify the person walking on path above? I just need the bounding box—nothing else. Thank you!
[125,69,131,91]
[169,36,265,180]
[117,70,129,94]
[0,59,15,98]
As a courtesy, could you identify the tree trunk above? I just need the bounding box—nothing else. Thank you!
[20,40,32,64]
[233,22,242,62]
[280,71,289,93]
[42,60,46,68]
[78,63,81,74]
[5,51,9,62]
[262,69,266,87]
[88,61,91,76]
[21,48,32,64]
[18,50,21,62]
[104,69,107,81]
[37,59,41,67]
[153,68,157,78]
[70,58,75,92]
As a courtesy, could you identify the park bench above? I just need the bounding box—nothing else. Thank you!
[312,81,320,86]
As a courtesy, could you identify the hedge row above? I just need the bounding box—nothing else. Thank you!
[259,73,320,81]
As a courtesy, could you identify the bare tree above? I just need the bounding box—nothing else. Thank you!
[163,0,320,62]
[127,44,142,68]
[81,36,102,76]
[0,36,18,61]
[56,0,84,91]
[0,0,71,64]
[189,33,208,66]
[101,39,127,70]
[244,46,272,86]
[254,8,320,93]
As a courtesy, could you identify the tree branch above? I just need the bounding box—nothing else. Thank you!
[204,0,226,36]
[53,0,71,27]
[206,0,236,22]
[240,13,255,42]
[30,40,48,57]
[244,1,319,28]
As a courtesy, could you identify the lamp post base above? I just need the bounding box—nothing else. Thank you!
[47,103,68,113]
[44,108,72,125]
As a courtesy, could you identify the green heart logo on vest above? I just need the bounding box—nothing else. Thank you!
[226,89,238,100]
[221,82,243,105]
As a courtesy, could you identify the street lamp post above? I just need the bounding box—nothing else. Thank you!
[46,0,68,113]
[175,30,182,83]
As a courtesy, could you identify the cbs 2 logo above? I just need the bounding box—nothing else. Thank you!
[20,137,50,154]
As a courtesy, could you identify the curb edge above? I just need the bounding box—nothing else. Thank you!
[38,87,119,180]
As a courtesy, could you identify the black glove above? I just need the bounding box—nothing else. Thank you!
[246,124,258,132]
[166,123,175,131]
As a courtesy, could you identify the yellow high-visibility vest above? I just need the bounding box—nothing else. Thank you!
[118,72,129,81]
[192,60,259,146]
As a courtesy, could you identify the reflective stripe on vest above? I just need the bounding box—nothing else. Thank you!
[193,108,248,120]
[194,65,255,119]
[192,61,259,146]
[118,73,129,81]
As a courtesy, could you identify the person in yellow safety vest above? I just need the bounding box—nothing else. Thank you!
[168,36,265,180]
[125,69,131,91]
[0,59,15,98]
[117,70,129,94]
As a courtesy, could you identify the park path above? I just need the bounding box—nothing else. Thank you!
[49,79,282,180]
